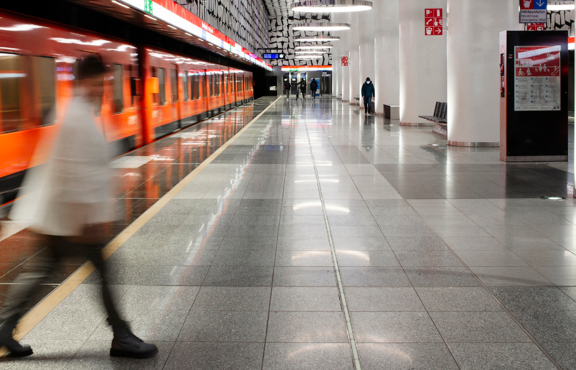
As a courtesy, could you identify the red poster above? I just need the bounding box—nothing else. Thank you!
[341,56,348,67]
[514,45,561,111]
[425,8,443,36]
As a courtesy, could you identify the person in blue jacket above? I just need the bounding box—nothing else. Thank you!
[361,77,375,115]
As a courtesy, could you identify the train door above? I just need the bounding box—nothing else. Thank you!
[170,65,181,129]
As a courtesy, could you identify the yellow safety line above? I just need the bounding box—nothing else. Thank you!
[1,96,281,356]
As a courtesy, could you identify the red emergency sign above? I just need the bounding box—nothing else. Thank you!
[425,8,443,36]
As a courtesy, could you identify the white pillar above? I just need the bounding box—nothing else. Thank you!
[341,13,351,103]
[359,7,375,101]
[374,0,400,115]
[447,0,521,145]
[332,13,340,98]
[399,0,447,125]
[348,12,360,104]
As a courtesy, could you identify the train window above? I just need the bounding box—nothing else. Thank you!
[171,68,178,102]
[158,67,166,105]
[0,54,23,133]
[33,56,56,126]
[112,64,123,114]
[190,74,195,100]
[182,72,188,101]
[201,74,206,98]
[215,74,219,96]
[194,74,200,100]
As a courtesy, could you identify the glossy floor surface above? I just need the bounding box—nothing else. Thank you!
[2,96,576,369]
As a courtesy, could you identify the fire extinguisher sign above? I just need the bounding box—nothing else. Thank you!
[425,8,443,36]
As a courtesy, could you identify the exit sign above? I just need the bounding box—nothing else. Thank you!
[144,0,153,14]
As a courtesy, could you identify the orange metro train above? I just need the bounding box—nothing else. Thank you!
[0,11,254,204]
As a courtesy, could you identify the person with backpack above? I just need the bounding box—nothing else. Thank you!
[310,79,318,100]
[361,77,375,115]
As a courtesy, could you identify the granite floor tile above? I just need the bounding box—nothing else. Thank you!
[415,287,502,311]
[430,312,530,343]
[275,250,334,267]
[203,265,274,286]
[471,267,552,287]
[212,250,276,266]
[272,267,337,286]
[335,250,399,267]
[404,267,481,287]
[340,267,411,287]
[263,343,353,370]
[447,343,556,370]
[266,311,348,343]
[455,250,528,267]
[358,343,459,370]
[395,251,463,267]
[351,312,443,343]
[270,287,341,311]
[192,287,271,311]
[163,342,264,370]
[344,287,424,312]
[178,310,268,342]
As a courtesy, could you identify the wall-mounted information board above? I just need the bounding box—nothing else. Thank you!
[514,45,561,111]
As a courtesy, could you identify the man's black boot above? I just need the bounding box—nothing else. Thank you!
[0,321,33,357]
[110,325,158,359]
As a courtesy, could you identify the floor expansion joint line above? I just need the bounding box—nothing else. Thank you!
[303,120,363,370]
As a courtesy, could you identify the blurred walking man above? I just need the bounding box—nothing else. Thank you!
[0,55,158,359]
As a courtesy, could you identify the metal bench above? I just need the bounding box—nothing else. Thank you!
[419,102,447,125]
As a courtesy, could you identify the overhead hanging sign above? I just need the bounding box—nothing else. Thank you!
[519,0,547,24]
[514,45,561,111]
[424,8,443,36]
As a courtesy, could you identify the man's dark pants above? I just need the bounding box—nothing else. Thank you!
[0,235,124,329]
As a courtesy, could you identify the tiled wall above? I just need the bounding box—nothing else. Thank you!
[265,13,333,66]
[175,0,270,57]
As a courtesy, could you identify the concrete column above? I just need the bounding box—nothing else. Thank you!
[399,0,447,125]
[374,0,400,115]
[348,12,360,104]
[447,0,521,146]
[359,7,375,102]
[341,12,351,103]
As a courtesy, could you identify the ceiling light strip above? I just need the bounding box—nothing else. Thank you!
[294,36,341,41]
[291,0,373,13]
[293,22,351,31]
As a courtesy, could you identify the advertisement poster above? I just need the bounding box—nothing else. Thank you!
[514,45,561,111]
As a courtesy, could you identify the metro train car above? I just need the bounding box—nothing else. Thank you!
[0,11,254,204]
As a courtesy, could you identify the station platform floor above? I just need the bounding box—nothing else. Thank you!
[2,95,576,369]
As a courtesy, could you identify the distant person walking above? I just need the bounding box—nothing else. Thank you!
[0,55,158,359]
[310,79,318,100]
[283,80,291,98]
[361,77,375,115]
[297,78,306,99]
